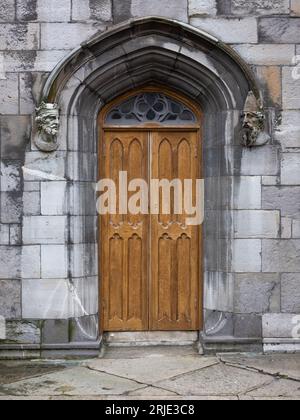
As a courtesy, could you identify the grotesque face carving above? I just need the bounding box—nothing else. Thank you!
[35,102,59,139]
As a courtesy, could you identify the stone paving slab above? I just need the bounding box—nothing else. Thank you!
[0,367,144,397]
[246,378,300,398]
[219,353,300,381]
[0,361,67,385]
[156,364,273,397]
[85,355,218,385]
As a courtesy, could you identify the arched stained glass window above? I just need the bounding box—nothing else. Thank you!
[105,92,197,125]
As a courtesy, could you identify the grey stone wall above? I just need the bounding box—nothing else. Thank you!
[0,0,299,354]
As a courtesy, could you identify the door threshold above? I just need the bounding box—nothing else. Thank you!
[104,331,199,347]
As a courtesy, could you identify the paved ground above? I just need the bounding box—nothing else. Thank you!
[0,347,299,400]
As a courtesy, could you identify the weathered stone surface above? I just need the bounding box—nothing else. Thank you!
[23,191,41,216]
[254,66,281,106]
[189,0,217,16]
[0,23,39,50]
[69,315,98,342]
[204,272,234,312]
[238,146,279,176]
[263,313,299,338]
[41,23,105,50]
[191,17,258,43]
[9,224,22,246]
[233,176,261,210]
[21,246,41,279]
[41,245,68,279]
[293,220,300,238]
[262,176,279,186]
[263,186,300,219]
[0,280,21,318]
[259,18,300,43]
[17,0,71,22]
[291,0,300,15]
[282,67,300,110]
[42,320,69,344]
[247,378,300,398]
[22,216,68,244]
[262,240,300,272]
[281,218,292,239]
[0,225,9,245]
[275,111,300,149]
[233,239,262,272]
[70,277,98,317]
[19,72,49,115]
[234,211,280,239]
[0,74,19,114]
[281,274,300,313]
[234,314,263,338]
[0,161,21,192]
[281,153,300,186]
[0,192,22,224]
[0,0,15,21]
[4,50,67,72]
[5,321,40,344]
[72,0,112,22]
[231,0,290,15]
[22,279,70,319]
[130,0,188,22]
[23,151,66,182]
[233,44,294,65]
[234,274,280,313]
[41,182,67,215]
[0,116,30,160]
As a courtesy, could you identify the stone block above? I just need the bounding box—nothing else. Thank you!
[9,224,22,245]
[281,218,292,239]
[0,0,15,21]
[21,245,41,279]
[275,111,300,149]
[238,146,279,176]
[17,0,71,22]
[41,22,105,50]
[0,74,19,114]
[72,0,112,22]
[0,116,31,160]
[234,211,280,239]
[0,280,21,318]
[189,0,217,16]
[233,239,262,272]
[191,17,258,43]
[291,0,300,15]
[23,151,66,182]
[41,245,68,279]
[23,216,68,244]
[23,191,41,216]
[259,17,300,43]
[233,176,262,210]
[5,321,40,344]
[42,320,69,344]
[130,0,188,22]
[233,44,295,66]
[24,182,40,192]
[234,314,262,338]
[0,23,39,50]
[281,153,300,185]
[69,315,98,342]
[262,176,279,186]
[70,244,98,278]
[282,67,300,110]
[19,72,49,115]
[234,274,280,314]
[0,225,9,245]
[0,247,21,279]
[281,274,300,313]
[263,186,300,219]
[22,279,70,319]
[263,313,299,338]
[231,0,290,15]
[262,240,300,272]
[41,181,67,215]
[0,161,21,192]
[3,50,67,73]
[0,192,22,224]
[293,220,300,238]
[70,277,98,318]
[254,66,281,107]
[70,216,97,244]
[204,272,234,312]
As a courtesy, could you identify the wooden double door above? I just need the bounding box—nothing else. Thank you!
[100,129,202,332]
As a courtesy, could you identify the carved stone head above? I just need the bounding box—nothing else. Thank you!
[35,102,60,152]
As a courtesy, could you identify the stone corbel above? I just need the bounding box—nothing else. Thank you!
[34,102,60,152]
[240,91,270,147]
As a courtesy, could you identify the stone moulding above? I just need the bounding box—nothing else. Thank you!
[34,101,60,152]
[240,91,271,148]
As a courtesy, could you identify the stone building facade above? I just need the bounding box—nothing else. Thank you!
[0,0,299,357]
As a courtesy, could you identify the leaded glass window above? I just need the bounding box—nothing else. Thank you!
[105,92,197,125]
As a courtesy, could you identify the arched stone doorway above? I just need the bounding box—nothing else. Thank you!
[23,17,268,355]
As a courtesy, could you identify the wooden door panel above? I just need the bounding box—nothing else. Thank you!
[101,131,149,331]
[150,131,201,331]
